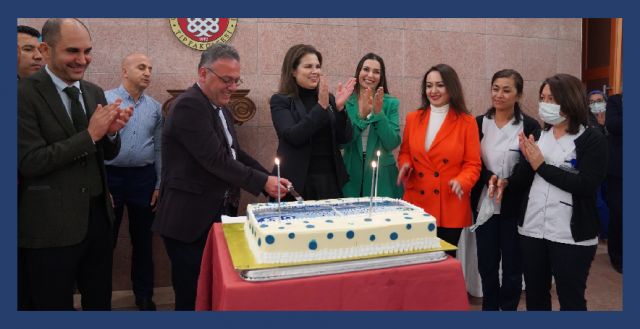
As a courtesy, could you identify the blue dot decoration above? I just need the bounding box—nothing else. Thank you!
[278,226,285,230]
[309,240,318,250]
[286,222,292,225]
[326,219,334,223]
[265,235,275,244]
[428,223,436,232]
[370,235,376,241]
[288,232,295,239]
[327,233,334,239]
[258,238,262,246]
[306,224,315,229]
[406,224,412,230]
[390,232,398,240]
[385,218,391,222]
[303,221,309,223]
[403,213,409,216]
[260,224,268,228]
[364,218,372,222]
[346,231,355,239]
[404,216,413,220]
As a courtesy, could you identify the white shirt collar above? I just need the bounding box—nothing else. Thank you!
[45,65,81,93]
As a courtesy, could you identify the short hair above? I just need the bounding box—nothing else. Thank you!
[17,25,40,38]
[41,18,90,47]
[539,74,589,134]
[277,44,323,97]
[420,63,469,116]
[353,53,390,95]
[485,69,525,125]
[198,43,240,69]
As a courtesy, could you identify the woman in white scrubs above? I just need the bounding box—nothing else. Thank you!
[512,74,608,310]
[470,69,540,311]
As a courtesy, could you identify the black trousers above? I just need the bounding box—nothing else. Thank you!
[162,203,235,311]
[438,227,462,258]
[18,195,113,310]
[107,165,156,299]
[520,235,596,311]
[475,214,522,310]
[606,175,622,270]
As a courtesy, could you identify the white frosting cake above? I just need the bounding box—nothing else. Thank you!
[244,197,440,264]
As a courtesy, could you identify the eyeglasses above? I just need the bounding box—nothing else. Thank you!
[205,67,243,86]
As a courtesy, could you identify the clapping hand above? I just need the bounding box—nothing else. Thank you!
[488,175,508,203]
[518,131,544,170]
[373,86,384,114]
[334,77,356,111]
[318,75,330,109]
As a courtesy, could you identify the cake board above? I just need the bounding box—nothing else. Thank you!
[222,223,457,281]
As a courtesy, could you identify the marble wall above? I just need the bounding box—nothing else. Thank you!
[17,18,582,290]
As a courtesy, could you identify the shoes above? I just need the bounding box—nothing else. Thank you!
[135,297,157,311]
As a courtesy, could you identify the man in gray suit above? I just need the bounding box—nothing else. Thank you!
[18,18,132,310]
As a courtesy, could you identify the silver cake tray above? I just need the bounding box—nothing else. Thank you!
[238,250,447,281]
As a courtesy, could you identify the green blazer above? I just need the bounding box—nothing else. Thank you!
[341,93,402,198]
[18,68,119,249]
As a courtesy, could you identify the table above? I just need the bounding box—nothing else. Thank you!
[195,223,469,311]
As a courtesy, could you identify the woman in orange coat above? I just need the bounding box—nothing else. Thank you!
[397,64,481,256]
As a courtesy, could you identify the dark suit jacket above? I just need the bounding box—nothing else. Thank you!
[18,68,120,249]
[605,94,622,178]
[153,84,269,243]
[269,93,353,196]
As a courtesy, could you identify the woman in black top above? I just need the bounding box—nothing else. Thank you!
[470,69,540,311]
[511,74,608,310]
[270,44,356,200]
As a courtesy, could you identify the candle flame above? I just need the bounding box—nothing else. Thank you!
[376,150,381,157]
[275,157,280,165]
[371,161,377,168]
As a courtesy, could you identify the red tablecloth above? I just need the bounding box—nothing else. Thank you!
[196,223,469,311]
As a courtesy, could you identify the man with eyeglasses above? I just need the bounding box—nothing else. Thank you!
[153,43,290,310]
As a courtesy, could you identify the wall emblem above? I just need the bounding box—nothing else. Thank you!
[169,18,238,50]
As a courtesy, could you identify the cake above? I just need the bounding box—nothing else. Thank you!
[244,197,440,264]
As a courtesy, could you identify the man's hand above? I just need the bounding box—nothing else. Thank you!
[265,176,291,199]
[107,105,133,135]
[150,189,159,212]
[87,100,121,142]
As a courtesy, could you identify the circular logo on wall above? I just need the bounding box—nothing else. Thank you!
[169,18,238,51]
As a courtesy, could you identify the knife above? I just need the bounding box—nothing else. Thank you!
[287,184,304,202]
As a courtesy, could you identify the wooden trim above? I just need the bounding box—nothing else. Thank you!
[609,18,623,94]
[585,66,610,79]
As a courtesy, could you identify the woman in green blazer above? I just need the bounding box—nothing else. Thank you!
[342,53,402,198]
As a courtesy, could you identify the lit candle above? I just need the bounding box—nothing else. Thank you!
[275,157,281,219]
[369,161,377,217]
[374,150,381,200]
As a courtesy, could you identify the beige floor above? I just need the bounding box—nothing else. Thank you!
[88,240,621,311]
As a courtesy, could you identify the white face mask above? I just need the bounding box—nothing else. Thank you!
[590,101,606,113]
[538,102,566,125]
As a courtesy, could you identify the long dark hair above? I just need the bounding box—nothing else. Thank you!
[420,64,469,117]
[353,53,389,96]
[485,69,524,125]
[277,44,322,97]
[539,73,589,134]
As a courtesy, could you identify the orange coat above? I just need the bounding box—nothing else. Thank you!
[398,108,481,228]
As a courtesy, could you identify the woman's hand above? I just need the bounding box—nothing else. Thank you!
[318,74,329,109]
[449,179,463,200]
[334,77,356,111]
[373,86,384,114]
[396,163,413,186]
[518,131,544,170]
